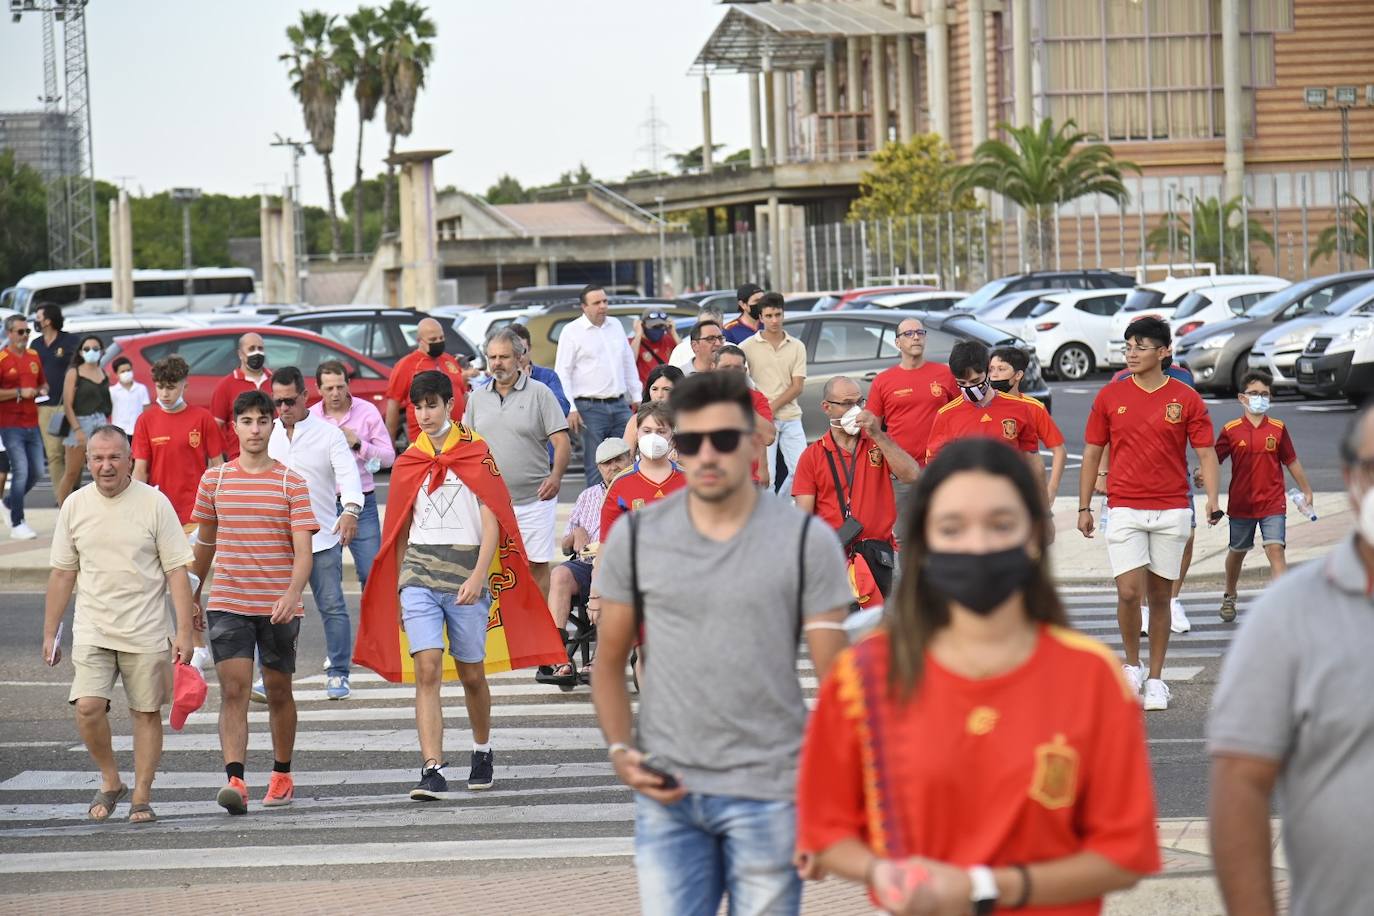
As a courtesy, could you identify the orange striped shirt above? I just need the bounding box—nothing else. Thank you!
[191,461,318,617]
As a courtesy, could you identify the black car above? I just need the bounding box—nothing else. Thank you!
[782,310,1051,441]
[271,306,479,367]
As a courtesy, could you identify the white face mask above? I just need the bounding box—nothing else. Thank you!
[829,405,862,436]
[639,432,671,461]
[81,349,102,365]
[960,380,991,405]
[1358,487,1374,546]
[159,396,185,413]
[118,370,134,385]
[1246,394,1270,414]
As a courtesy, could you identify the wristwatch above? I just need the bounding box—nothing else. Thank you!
[350,440,362,452]
[968,865,998,914]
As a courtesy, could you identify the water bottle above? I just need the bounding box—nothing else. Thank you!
[1098,497,1109,535]
[365,456,382,475]
[1288,487,1317,521]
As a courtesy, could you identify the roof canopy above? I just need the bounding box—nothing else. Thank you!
[693,3,923,74]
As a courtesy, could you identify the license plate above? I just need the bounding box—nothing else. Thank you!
[1297,358,1314,373]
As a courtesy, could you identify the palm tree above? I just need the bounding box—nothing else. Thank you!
[954,118,1139,269]
[1146,196,1275,274]
[335,6,385,255]
[281,10,347,259]
[378,0,436,234]
[1312,194,1373,266]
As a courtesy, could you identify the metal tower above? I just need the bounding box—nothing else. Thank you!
[39,3,69,268]
[61,0,97,268]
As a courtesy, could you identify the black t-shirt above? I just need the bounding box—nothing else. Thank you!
[32,332,78,403]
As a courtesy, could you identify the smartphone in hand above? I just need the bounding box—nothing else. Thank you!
[638,755,680,790]
[47,621,64,666]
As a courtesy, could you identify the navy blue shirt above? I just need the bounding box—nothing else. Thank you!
[31,331,78,403]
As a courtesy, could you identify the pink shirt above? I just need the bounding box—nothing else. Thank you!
[309,396,395,492]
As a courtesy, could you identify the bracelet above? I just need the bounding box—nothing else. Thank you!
[1097,471,1107,477]
[1077,507,1092,513]
[607,742,631,759]
[1010,864,1032,909]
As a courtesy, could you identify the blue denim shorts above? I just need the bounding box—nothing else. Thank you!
[1228,514,1286,552]
[399,586,491,663]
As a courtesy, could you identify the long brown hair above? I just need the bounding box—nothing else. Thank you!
[888,438,1067,700]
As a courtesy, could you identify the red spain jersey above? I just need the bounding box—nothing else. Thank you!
[1015,393,1066,448]
[1086,377,1213,511]
[635,336,676,385]
[866,362,958,466]
[791,431,897,544]
[925,392,1041,462]
[0,347,45,427]
[385,350,468,443]
[798,627,1161,914]
[599,462,686,542]
[1216,415,1296,519]
[132,405,225,525]
[749,389,774,483]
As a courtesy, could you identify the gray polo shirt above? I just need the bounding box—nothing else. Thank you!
[599,490,852,801]
[463,372,568,504]
[1208,533,1374,915]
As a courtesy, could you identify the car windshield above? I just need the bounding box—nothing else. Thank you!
[1170,291,1213,319]
[943,313,1020,346]
[1122,288,1166,312]
[1321,280,1374,316]
[954,279,1011,313]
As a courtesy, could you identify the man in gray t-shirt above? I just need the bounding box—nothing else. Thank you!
[592,370,850,916]
[1208,405,1374,916]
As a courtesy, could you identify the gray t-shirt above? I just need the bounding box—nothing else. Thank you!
[463,372,568,504]
[599,489,852,801]
[1208,535,1374,915]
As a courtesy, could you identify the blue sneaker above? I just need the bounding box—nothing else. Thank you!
[409,760,448,801]
[325,676,350,701]
[250,679,267,704]
[467,750,494,790]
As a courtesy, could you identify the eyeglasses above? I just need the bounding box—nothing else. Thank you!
[896,329,928,339]
[673,428,749,455]
[1124,344,1165,354]
[824,398,865,409]
[11,329,30,336]
[696,334,725,344]
[273,396,299,409]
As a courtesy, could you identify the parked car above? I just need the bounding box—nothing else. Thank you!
[955,288,1069,344]
[458,305,543,347]
[1104,274,1284,368]
[499,284,641,304]
[271,306,479,367]
[1248,274,1374,390]
[1029,289,1130,380]
[680,289,740,313]
[846,290,969,311]
[65,313,206,343]
[1294,285,1374,399]
[782,310,1050,442]
[100,325,392,413]
[957,270,1135,318]
[1167,280,1289,340]
[812,285,937,311]
[1178,271,1374,394]
[783,292,839,312]
[517,299,699,367]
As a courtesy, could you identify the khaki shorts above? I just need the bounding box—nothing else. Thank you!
[68,643,172,712]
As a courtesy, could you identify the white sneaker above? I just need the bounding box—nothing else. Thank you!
[322,657,330,672]
[1143,678,1171,711]
[191,647,212,672]
[1170,598,1191,634]
[9,522,36,541]
[1121,664,1144,696]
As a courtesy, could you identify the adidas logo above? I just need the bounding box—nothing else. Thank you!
[980,413,993,422]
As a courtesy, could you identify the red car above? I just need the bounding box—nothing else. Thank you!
[815,285,938,311]
[101,325,392,412]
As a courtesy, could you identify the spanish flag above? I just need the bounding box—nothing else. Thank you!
[353,424,566,682]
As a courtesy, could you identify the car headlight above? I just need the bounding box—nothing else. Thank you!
[1334,323,1374,346]
[1275,329,1316,350]
[1199,332,1235,350]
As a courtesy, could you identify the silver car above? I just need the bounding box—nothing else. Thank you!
[1249,279,1374,389]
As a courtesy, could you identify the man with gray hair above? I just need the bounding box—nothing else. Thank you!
[465,328,571,595]
[1209,404,1374,914]
[671,304,726,369]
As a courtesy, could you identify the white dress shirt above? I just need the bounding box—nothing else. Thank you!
[268,413,364,553]
[554,313,639,403]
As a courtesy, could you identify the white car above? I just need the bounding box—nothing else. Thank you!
[1250,279,1374,389]
[864,290,970,311]
[1106,274,1284,367]
[1029,289,1130,380]
[957,288,1067,343]
[458,305,542,346]
[1167,279,1289,341]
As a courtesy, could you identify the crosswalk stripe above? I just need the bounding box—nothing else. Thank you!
[174,701,624,727]
[101,727,611,754]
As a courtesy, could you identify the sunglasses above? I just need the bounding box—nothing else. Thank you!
[273,396,299,409]
[674,428,749,456]
[11,329,30,336]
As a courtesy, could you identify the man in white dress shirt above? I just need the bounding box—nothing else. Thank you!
[267,366,364,701]
[554,285,641,487]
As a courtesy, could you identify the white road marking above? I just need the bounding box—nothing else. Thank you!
[1297,404,1356,413]
[172,701,626,727]
[100,727,612,754]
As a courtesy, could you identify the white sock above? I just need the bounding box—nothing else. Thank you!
[473,742,491,754]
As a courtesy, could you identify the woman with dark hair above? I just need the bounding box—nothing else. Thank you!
[797,438,1159,914]
[56,334,112,504]
[623,364,683,450]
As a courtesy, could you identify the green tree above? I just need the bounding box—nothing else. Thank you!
[484,174,529,205]
[281,10,348,258]
[0,151,49,288]
[1146,196,1275,274]
[1312,194,1373,266]
[849,134,976,221]
[723,148,751,165]
[378,0,436,233]
[335,5,385,255]
[954,118,1139,269]
[667,144,724,174]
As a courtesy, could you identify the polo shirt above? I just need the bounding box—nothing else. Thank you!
[0,346,45,428]
[31,331,77,404]
[209,367,273,459]
[866,362,958,466]
[740,332,807,421]
[132,404,224,525]
[385,350,467,443]
[925,392,1042,463]
[1215,415,1296,519]
[463,371,569,504]
[791,431,897,544]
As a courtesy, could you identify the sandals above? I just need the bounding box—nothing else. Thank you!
[128,802,157,824]
[536,663,578,689]
[88,783,128,821]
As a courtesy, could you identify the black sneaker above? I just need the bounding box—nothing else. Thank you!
[467,750,494,790]
[409,760,448,801]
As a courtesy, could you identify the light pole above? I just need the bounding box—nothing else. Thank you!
[171,186,201,309]
[655,195,666,296]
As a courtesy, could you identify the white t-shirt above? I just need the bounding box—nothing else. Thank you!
[408,469,483,547]
[109,382,151,436]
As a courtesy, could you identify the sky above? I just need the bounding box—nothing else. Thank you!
[0,0,749,207]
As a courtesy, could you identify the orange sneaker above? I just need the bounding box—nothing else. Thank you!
[216,776,248,815]
[262,771,294,807]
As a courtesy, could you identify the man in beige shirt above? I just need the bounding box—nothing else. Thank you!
[43,424,197,823]
[741,292,808,495]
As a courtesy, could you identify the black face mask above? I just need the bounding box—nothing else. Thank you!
[747,303,763,320]
[924,547,1035,615]
[245,353,266,372]
[426,341,445,359]
[990,378,1014,393]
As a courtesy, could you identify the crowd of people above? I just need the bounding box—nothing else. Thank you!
[13,280,1360,913]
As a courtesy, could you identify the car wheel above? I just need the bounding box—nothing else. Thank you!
[1053,344,1094,381]
[1231,356,1250,395]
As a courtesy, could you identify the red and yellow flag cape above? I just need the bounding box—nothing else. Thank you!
[354,424,566,682]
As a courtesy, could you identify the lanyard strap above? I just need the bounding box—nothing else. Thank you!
[824,440,860,519]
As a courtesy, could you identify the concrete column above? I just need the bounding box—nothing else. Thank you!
[926,0,950,140]
[846,36,864,113]
[967,0,989,151]
[258,195,277,305]
[387,148,449,313]
[896,36,915,141]
[768,195,782,288]
[871,35,889,148]
[763,59,777,165]
[824,40,840,156]
[1221,0,1244,202]
[116,190,133,312]
[749,72,764,167]
[701,74,714,175]
[801,68,817,117]
[1013,0,1033,127]
[535,261,550,287]
[772,69,790,164]
[280,187,300,305]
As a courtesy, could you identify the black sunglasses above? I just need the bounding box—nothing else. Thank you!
[674,428,749,456]
[12,328,30,336]
[273,396,299,409]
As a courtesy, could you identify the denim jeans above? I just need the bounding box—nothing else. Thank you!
[575,397,631,488]
[0,425,45,526]
[309,543,352,678]
[337,492,381,588]
[767,418,807,498]
[634,793,801,916]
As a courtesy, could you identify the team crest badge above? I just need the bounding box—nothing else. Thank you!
[1164,402,1183,424]
[1029,734,1080,810]
[868,446,882,467]
[188,429,201,449]
[1001,418,1018,440]
[966,706,999,736]
[929,381,944,397]
[1117,406,1127,414]
[1265,435,1278,452]
[29,361,39,374]
[632,498,646,510]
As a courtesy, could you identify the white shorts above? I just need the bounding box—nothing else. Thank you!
[513,498,558,563]
[1105,506,1192,580]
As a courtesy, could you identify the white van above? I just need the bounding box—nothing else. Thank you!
[1105,274,1284,368]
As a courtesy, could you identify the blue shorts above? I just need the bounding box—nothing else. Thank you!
[561,557,594,595]
[1228,515,1286,552]
[399,586,492,664]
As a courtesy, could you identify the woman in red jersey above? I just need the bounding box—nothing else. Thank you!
[798,438,1159,914]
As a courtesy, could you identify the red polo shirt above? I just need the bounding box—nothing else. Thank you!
[750,389,774,483]
[792,431,898,545]
[386,350,468,442]
[925,392,1042,463]
[1216,415,1297,519]
[210,367,273,460]
[867,362,958,466]
[0,347,45,428]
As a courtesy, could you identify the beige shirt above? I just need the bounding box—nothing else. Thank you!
[50,479,194,653]
[741,332,808,421]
